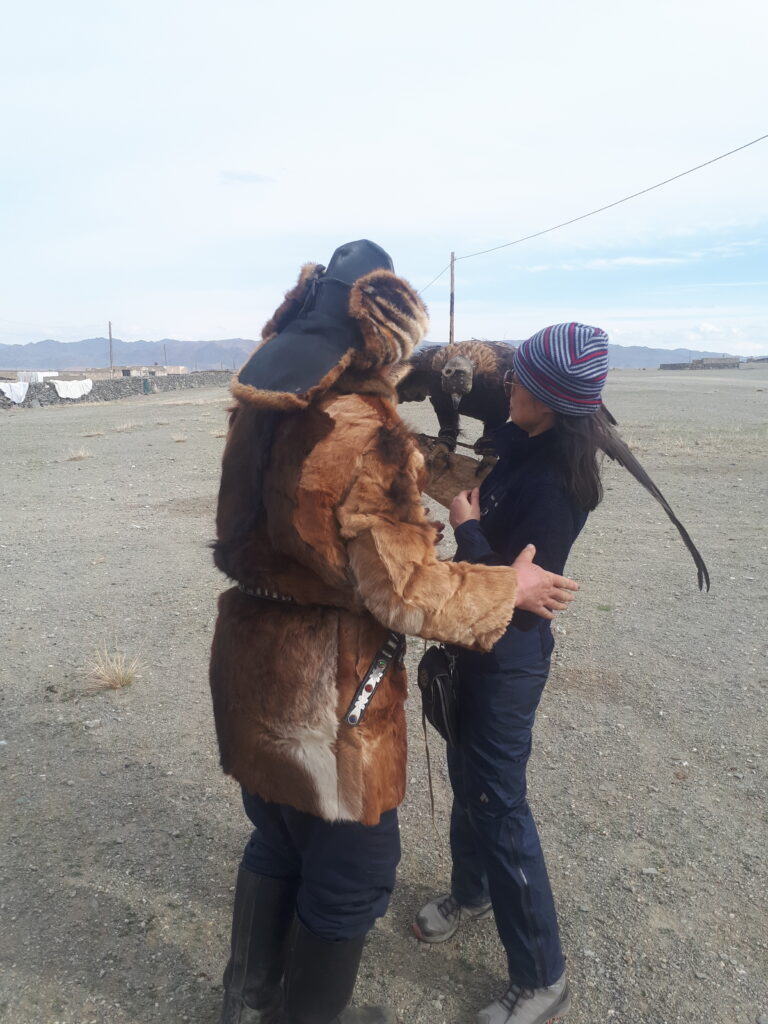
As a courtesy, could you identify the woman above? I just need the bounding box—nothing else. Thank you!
[209,244,580,1024]
[413,322,610,1024]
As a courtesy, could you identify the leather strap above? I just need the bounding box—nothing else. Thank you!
[344,632,404,727]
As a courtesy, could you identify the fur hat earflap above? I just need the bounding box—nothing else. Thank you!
[348,270,428,370]
[260,262,323,344]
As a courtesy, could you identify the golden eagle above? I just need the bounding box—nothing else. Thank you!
[397,340,517,455]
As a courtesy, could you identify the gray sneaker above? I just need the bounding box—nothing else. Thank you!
[477,973,571,1024]
[412,893,492,944]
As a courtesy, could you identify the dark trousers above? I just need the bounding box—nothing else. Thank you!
[447,654,565,988]
[240,790,401,941]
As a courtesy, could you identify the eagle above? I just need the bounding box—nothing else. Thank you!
[397,339,710,591]
[396,340,517,455]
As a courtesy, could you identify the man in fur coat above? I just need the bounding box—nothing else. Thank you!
[209,240,578,1024]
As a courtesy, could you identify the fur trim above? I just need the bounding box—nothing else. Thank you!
[228,262,325,410]
[231,350,357,412]
[260,262,322,344]
[348,270,428,370]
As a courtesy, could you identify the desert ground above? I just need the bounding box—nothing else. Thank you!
[1,367,766,1024]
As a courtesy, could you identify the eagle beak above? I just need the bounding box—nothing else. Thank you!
[451,393,461,411]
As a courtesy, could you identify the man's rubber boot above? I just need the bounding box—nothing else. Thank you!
[282,918,396,1024]
[220,868,297,1024]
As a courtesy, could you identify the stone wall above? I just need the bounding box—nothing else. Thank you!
[0,370,233,409]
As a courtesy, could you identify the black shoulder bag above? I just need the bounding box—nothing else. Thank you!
[417,644,460,746]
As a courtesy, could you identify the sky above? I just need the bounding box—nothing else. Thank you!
[1,0,767,355]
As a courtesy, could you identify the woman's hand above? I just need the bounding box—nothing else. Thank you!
[449,488,481,529]
[512,544,579,619]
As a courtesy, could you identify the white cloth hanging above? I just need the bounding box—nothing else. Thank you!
[0,381,30,404]
[52,378,93,399]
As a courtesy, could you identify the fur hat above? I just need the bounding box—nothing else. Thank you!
[513,322,608,416]
[233,244,428,410]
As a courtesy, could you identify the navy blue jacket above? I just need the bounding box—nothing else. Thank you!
[453,423,588,668]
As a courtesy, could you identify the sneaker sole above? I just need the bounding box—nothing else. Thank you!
[412,904,493,944]
[537,984,572,1024]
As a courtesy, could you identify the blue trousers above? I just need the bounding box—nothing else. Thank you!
[240,790,401,941]
[447,653,565,987]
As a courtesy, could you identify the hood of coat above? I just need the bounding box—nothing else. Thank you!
[232,266,428,411]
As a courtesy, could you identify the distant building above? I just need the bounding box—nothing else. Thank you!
[660,356,741,371]
[697,357,740,369]
[16,370,59,383]
[115,365,189,377]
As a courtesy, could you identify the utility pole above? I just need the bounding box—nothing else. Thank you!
[109,321,113,376]
[448,252,455,346]
[163,342,167,367]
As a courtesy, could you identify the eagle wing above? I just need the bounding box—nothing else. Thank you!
[396,344,443,403]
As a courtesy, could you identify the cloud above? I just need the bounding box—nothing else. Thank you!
[525,255,693,272]
[695,322,724,335]
[219,171,275,185]
[521,238,766,274]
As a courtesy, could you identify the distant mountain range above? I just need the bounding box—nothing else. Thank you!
[0,337,254,371]
[0,336,743,371]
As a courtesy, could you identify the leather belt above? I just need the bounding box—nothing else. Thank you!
[344,632,405,727]
[237,582,296,604]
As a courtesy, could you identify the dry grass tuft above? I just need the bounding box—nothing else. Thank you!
[210,429,227,438]
[66,448,93,461]
[155,419,170,425]
[172,434,188,443]
[81,431,104,438]
[87,649,141,692]
[114,422,138,433]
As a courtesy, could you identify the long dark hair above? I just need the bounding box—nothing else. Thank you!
[552,410,605,512]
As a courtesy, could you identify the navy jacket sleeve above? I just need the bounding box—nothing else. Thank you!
[455,474,582,575]
[453,471,586,631]
[454,519,501,564]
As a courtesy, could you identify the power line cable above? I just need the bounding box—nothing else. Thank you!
[419,132,768,293]
[418,263,452,295]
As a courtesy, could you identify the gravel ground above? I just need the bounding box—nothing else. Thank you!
[1,369,766,1024]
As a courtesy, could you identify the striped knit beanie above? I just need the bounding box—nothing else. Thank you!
[513,322,609,416]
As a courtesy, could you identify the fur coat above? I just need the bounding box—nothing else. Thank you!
[209,267,521,825]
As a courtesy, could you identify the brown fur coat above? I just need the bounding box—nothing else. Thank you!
[209,269,520,824]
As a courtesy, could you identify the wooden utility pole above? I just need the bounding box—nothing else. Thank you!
[163,342,167,366]
[448,252,455,346]
[108,321,113,377]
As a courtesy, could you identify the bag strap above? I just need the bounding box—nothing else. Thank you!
[421,638,443,855]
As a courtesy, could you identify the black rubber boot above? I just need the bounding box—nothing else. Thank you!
[220,868,297,1024]
[282,919,395,1024]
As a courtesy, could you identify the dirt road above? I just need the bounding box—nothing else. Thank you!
[1,369,766,1023]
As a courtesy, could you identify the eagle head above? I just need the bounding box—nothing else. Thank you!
[441,355,474,410]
